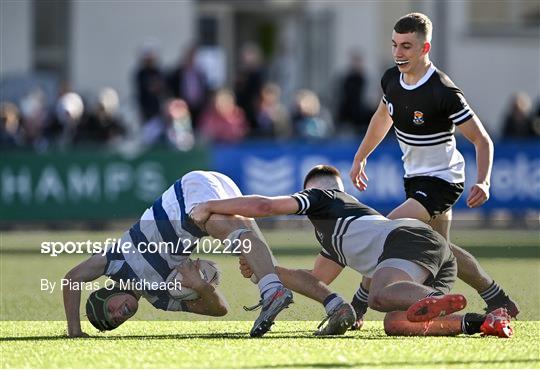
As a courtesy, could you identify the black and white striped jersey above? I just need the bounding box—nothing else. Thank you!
[291,188,428,277]
[381,64,474,183]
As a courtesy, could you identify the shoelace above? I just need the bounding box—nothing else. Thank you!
[316,312,333,330]
[243,301,262,311]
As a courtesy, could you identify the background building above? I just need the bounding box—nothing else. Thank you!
[2,0,539,133]
[1,0,539,222]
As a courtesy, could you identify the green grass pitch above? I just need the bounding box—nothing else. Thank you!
[2,321,539,368]
[1,229,539,368]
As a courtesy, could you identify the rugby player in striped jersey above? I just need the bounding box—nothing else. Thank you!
[349,13,518,328]
[191,165,513,338]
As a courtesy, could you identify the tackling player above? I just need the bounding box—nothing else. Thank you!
[191,165,513,338]
[349,13,518,326]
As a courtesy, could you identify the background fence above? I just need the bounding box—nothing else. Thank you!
[2,139,538,221]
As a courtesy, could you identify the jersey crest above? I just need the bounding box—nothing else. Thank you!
[413,111,424,125]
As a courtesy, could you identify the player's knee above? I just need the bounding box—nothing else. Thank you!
[206,214,250,240]
[226,228,256,245]
[368,289,393,312]
[383,312,402,336]
[368,291,385,311]
[383,314,396,335]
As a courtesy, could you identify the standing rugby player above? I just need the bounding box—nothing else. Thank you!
[348,13,518,326]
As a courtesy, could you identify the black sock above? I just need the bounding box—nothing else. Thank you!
[351,284,369,318]
[461,313,486,335]
[480,281,508,308]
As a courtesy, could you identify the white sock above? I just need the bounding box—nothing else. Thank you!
[258,273,283,300]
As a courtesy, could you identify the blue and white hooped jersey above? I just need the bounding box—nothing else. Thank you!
[104,177,208,311]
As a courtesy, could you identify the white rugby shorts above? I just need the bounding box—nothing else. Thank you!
[181,171,243,214]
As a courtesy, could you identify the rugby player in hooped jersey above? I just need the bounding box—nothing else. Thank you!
[64,171,296,337]
[191,165,514,338]
[348,13,518,328]
[64,171,354,338]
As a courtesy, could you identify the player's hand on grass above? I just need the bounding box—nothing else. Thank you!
[349,158,369,191]
[467,182,490,208]
[350,314,365,331]
[238,255,253,279]
[190,203,211,231]
[178,259,206,291]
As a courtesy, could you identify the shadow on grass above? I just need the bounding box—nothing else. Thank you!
[262,358,539,368]
[1,330,404,342]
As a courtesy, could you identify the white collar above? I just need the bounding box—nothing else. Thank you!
[400,63,436,90]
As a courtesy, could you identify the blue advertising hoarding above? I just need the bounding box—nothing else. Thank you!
[212,138,540,215]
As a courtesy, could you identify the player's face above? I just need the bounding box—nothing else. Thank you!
[392,31,429,74]
[106,293,139,326]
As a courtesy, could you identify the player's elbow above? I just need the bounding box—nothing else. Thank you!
[485,134,494,151]
[470,126,493,150]
[209,299,229,317]
[64,266,80,282]
[476,132,493,149]
[212,308,228,317]
[213,303,228,317]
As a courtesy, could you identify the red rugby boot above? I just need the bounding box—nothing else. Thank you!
[406,294,467,322]
[480,308,514,338]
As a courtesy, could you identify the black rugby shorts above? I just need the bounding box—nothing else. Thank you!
[378,226,457,294]
[404,176,464,218]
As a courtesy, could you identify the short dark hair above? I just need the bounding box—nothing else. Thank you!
[86,286,137,331]
[394,13,432,41]
[303,165,341,189]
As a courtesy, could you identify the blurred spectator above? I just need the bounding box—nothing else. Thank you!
[141,98,194,151]
[335,51,373,134]
[199,89,248,143]
[134,45,166,124]
[531,98,540,136]
[234,43,267,130]
[43,92,85,149]
[0,102,22,149]
[502,92,536,138]
[19,88,48,149]
[74,88,125,145]
[291,89,334,139]
[254,83,291,138]
[167,45,209,129]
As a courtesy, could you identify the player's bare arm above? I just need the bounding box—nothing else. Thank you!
[191,195,299,227]
[457,116,494,208]
[178,260,228,316]
[63,254,107,338]
[350,99,393,191]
